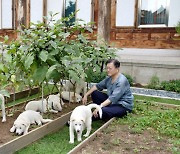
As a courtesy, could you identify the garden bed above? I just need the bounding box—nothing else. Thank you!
[0,101,79,147]
[0,87,81,154]
[76,102,180,154]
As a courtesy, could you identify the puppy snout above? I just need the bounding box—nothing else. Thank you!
[76,130,80,133]
[16,132,22,136]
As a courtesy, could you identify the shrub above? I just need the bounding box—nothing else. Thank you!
[160,80,180,93]
[147,75,160,90]
[86,69,107,83]
[175,20,180,34]
[123,74,133,86]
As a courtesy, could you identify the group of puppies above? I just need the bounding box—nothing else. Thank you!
[10,93,63,136]
[1,79,102,143]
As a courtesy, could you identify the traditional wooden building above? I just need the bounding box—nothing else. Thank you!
[0,0,180,84]
[0,0,180,48]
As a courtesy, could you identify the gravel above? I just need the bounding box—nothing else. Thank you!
[88,83,180,100]
[131,87,180,100]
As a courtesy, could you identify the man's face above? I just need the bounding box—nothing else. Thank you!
[106,62,119,77]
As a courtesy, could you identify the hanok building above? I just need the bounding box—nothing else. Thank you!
[0,0,180,84]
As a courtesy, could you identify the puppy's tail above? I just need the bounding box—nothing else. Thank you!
[87,103,102,119]
[0,94,6,122]
[41,119,53,124]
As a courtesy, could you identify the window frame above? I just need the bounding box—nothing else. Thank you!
[138,0,170,28]
[0,0,14,30]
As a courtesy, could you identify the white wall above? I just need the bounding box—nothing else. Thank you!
[30,0,43,24]
[1,0,12,29]
[76,0,91,24]
[116,0,135,26]
[47,0,64,21]
[168,0,180,27]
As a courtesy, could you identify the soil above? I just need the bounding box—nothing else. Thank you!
[0,101,79,146]
[0,95,178,153]
[78,124,175,154]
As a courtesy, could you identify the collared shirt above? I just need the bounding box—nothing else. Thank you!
[96,73,134,110]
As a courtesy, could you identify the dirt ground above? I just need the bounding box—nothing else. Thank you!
[0,101,79,146]
[0,98,178,153]
[78,124,175,154]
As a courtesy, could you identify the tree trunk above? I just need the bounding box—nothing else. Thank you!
[97,0,111,45]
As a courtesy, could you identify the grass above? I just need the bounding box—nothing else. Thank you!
[134,94,180,105]
[15,121,104,154]
[4,87,180,153]
[115,102,180,153]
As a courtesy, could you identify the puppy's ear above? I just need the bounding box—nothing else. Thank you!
[22,121,29,127]
[81,119,85,124]
[70,119,75,122]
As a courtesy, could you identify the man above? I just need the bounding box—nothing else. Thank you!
[82,59,134,120]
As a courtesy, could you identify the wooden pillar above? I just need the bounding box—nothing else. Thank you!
[16,0,28,38]
[97,0,111,45]
[16,0,27,29]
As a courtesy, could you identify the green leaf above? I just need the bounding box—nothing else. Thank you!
[0,64,4,72]
[33,66,48,83]
[0,90,10,98]
[25,54,34,69]
[39,50,48,62]
[46,65,57,79]
[50,40,57,49]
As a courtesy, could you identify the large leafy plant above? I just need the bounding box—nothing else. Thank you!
[0,12,116,100]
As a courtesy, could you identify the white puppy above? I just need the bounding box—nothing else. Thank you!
[63,79,87,96]
[25,96,63,113]
[10,110,52,135]
[0,94,6,122]
[69,104,102,144]
[25,99,48,113]
[61,91,82,103]
[47,94,63,113]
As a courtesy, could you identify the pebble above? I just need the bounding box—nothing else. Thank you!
[131,87,180,100]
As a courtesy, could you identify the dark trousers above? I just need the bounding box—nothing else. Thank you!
[91,90,131,121]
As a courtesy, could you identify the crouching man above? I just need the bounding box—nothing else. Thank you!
[82,59,134,121]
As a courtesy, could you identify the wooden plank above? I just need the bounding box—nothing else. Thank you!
[151,33,170,40]
[116,32,133,40]
[0,112,71,154]
[133,33,149,40]
[110,39,180,49]
[68,118,115,154]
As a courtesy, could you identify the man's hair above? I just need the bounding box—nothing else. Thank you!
[106,59,120,68]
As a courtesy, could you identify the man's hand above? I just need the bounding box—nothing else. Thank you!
[82,95,87,105]
[93,109,99,118]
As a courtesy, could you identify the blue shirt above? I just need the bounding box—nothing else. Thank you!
[96,73,134,110]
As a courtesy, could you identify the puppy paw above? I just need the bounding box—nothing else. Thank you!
[83,134,89,137]
[77,138,82,142]
[2,119,6,122]
[69,141,74,144]
[10,128,14,133]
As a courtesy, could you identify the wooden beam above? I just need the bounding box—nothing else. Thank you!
[43,0,47,24]
[111,0,116,29]
[97,0,111,45]
[134,0,138,28]
[16,0,27,29]
[26,0,30,28]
